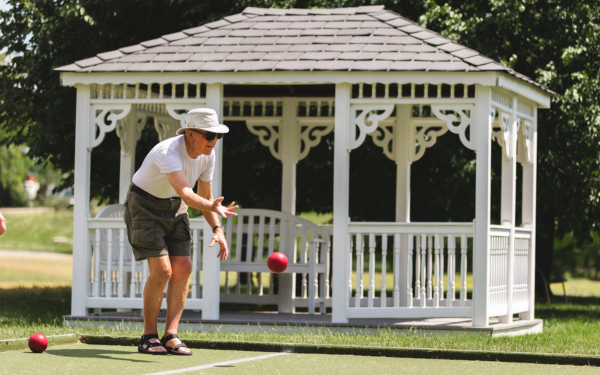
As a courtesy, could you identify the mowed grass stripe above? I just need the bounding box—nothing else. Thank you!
[80,335,600,367]
[142,352,290,375]
[0,344,271,375]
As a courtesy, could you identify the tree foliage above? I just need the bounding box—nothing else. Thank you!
[1,0,600,278]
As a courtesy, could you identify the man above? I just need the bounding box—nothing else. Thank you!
[124,108,237,355]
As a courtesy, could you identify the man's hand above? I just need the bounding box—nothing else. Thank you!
[212,198,239,218]
[0,211,5,236]
[209,229,229,261]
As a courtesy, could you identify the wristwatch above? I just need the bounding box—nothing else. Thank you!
[212,225,225,233]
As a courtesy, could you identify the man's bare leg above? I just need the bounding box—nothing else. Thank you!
[163,255,193,353]
[142,256,172,353]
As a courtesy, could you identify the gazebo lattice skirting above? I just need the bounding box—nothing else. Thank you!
[57,5,552,328]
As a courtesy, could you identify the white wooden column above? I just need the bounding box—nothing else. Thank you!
[394,104,412,306]
[71,84,92,316]
[473,85,493,327]
[278,97,298,313]
[499,96,518,323]
[332,83,351,323]
[520,107,537,320]
[202,83,224,320]
[280,97,298,215]
[118,106,139,204]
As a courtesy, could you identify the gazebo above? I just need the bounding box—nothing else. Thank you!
[58,5,552,332]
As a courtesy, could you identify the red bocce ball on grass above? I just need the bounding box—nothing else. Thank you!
[267,252,288,273]
[28,333,48,353]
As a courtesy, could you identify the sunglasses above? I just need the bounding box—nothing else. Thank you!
[192,130,223,141]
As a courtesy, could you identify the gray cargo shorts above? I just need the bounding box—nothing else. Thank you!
[124,184,192,261]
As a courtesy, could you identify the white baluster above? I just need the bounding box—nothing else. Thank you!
[348,234,353,301]
[106,229,113,297]
[184,83,189,99]
[437,83,442,99]
[134,83,140,99]
[122,83,128,99]
[384,84,389,99]
[147,83,152,99]
[427,235,432,300]
[381,234,387,308]
[98,84,104,100]
[394,233,401,307]
[110,84,115,99]
[440,236,444,301]
[196,83,201,99]
[420,234,427,307]
[171,83,176,99]
[94,229,101,297]
[355,234,364,308]
[450,84,455,99]
[405,234,413,307]
[447,234,456,306]
[371,83,377,99]
[368,233,375,308]
[463,84,468,99]
[424,83,429,99]
[191,229,199,299]
[358,83,364,99]
[460,234,467,306]
[130,238,137,298]
[415,235,421,304]
[225,272,230,295]
[397,83,402,99]
[159,84,164,99]
[434,234,440,308]
[118,229,125,299]
[411,83,416,99]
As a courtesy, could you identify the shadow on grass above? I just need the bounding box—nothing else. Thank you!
[0,285,71,325]
[46,348,153,363]
[535,296,600,320]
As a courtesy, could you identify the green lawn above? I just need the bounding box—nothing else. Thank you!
[0,210,74,254]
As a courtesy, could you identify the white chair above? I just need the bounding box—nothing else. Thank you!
[94,204,142,299]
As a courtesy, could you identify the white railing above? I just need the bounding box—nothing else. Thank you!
[346,222,474,319]
[83,215,533,320]
[85,218,205,310]
[513,228,532,313]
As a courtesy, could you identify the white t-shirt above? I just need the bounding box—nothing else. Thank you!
[132,135,214,198]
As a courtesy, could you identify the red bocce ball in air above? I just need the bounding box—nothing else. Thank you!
[267,252,288,273]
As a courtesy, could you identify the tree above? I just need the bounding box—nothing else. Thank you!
[418,0,600,289]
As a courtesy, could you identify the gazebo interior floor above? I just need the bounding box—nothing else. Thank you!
[63,310,543,338]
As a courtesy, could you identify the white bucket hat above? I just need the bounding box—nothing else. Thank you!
[176,108,229,135]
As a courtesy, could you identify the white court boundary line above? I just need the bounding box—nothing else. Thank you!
[142,352,291,375]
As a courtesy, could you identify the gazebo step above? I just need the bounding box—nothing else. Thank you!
[63,311,542,338]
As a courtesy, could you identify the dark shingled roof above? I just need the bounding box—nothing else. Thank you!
[57,5,550,93]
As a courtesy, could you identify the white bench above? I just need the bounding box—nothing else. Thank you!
[219,208,330,314]
[90,205,331,315]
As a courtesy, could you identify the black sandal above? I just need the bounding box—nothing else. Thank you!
[160,334,192,356]
[138,334,167,355]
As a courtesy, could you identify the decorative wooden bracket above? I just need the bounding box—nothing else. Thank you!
[370,125,395,161]
[297,120,334,161]
[116,112,146,156]
[246,119,282,161]
[412,120,448,162]
[349,105,394,151]
[431,105,476,151]
[517,118,533,165]
[89,105,132,150]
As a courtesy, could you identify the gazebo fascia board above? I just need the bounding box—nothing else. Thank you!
[61,71,550,108]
